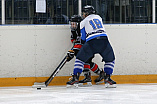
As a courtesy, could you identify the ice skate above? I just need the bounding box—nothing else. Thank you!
[104,75,117,88]
[94,70,104,85]
[66,74,79,88]
[79,71,92,87]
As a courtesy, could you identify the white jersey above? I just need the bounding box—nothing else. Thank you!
[80,14,107,42]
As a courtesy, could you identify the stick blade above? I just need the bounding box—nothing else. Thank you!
[32,82,47,88]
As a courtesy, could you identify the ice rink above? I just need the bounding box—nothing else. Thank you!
[0,83,157,104]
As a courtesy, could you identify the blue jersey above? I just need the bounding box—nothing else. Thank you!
[80,14,107,42]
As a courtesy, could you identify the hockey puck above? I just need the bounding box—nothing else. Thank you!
[37,88,41,90]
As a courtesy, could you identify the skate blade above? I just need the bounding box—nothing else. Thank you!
[105,83,117,88]
[66,84,78,88]
[32,82,46,88]
[34,82,45,85]
[78,82,92,87]
[95,80,104,85]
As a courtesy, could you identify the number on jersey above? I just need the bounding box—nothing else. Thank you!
[89,19,103,29]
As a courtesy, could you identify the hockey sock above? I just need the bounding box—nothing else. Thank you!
[84,63,90,71]
[73,59,84,75]
[104,60,115,75]
[90,63,101,75]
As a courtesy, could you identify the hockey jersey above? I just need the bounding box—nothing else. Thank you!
[70,23,82,52]
[80,14,107,42]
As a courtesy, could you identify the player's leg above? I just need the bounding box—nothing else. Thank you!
[67,42,93,87]
[88,59,104,84]
[78,57,93,86]
[79,63,92,86]
[101,42,117,88]
[66,59,83,88]
[94,70,104,84]
[66,73,81,88]
[103,60,116,88]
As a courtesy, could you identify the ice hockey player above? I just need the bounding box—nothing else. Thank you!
[66,5,116,88]
[66,15,104,86]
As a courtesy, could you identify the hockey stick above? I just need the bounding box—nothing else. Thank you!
[45,56,67,86]
[32,46,73,88]
[32,55,67,88]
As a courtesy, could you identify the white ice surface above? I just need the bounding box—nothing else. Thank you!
[0,84,157,104]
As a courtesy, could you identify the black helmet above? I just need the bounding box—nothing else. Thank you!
[70,15,82,31]
[82,5,96,15]
[70,15,82,22]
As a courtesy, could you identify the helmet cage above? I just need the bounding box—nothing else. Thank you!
[69,15,82,31]
[70,21,78,31]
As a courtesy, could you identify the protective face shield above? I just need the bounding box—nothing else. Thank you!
[69,15,82,30]
[70,21,78,31]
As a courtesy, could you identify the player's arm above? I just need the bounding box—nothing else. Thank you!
[80,27,86,44]
[67,31,77,62]
[71,30,78,43]
[80,20,86,44]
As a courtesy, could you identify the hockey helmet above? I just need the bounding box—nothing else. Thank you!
[82,5,96,15]
[70,15,82,22]
[70,15,82,30]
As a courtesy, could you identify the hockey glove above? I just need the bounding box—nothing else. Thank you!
[66,50,75,62]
